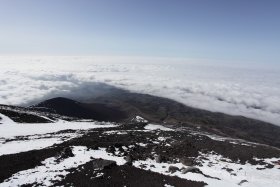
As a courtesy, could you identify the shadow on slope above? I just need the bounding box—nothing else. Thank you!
[34,97,128,122]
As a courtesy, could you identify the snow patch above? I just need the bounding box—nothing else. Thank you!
[0,120,116,139]
[145,124,174,131]
[0,138,62,156]
[133,116,148,123]
[0,132,80,156]
[0,113,16,124]
[0,118,117,155]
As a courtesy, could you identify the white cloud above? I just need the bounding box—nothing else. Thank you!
[1,56,280,125]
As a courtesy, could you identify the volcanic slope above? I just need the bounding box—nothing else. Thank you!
[0,94,280,186]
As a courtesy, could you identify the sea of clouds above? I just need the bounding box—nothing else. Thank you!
[1,56,280,126]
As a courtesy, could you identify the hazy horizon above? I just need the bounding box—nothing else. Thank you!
[0,0,280,64]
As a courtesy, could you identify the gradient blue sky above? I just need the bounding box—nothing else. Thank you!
[0,0,279,63]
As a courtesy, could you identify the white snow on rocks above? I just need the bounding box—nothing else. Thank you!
[0,118,116,139]
[0,113,117,155]
[145,124,174,131]
[1,141,279,187]
[0,146,126,187]
[197,152,280,187]
[137,143,147,147]
[0,113,279,186]
[133,152,280,187]
[164,184,175,187]
[133,116,148,123]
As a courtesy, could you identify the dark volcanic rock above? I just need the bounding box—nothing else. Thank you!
[124,155,133,166]
[155,155,162,163]
[180,157,194,166]
[238,179,248,185]
[106,146,115,153]
[55,163,206,187]
[60,147,74,158]
[92,159,117,170]
[168,166,180,173]
[181,166,201,174]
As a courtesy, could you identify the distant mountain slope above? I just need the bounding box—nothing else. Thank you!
[30,91,280,149]
[104,93,280,148]
[3,83,280,149]
[33,97,128,122]
[88,89,280,149]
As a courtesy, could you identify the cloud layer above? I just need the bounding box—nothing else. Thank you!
[1,56,280,126]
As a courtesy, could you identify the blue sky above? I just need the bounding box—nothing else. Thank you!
[0,0,279,63]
